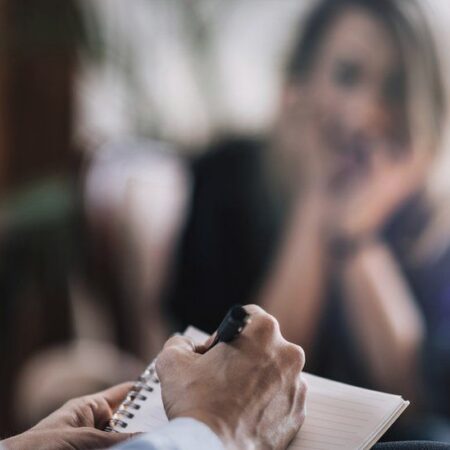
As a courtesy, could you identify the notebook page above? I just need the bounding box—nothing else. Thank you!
[289,373,409,450]
[116,374,168,433]
[363,401,409,450]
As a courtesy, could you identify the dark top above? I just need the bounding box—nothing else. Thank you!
[164,137,450,414]
[165,137,285,332]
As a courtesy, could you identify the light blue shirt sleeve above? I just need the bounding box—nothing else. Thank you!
[112,417,225,450]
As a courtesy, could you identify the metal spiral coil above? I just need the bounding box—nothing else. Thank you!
[105,361,159,431]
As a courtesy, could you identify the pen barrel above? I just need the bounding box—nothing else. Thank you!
[216,305,249,343]
[217,318,244,342]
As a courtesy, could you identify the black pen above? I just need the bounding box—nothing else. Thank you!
[208,304,250,349]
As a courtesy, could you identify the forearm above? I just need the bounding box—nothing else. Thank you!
[340,240,424,398]
[260,198,328,353]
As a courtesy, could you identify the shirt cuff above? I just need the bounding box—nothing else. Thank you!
[116,417,225,450]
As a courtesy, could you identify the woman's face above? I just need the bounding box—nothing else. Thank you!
[294,7,407,188]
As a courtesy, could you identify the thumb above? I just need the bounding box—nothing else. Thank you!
[97,430,136,447]
[97,382,135,413]
[195,332,216,354]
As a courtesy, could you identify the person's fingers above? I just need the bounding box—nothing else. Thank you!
[279,342,306,374]
[94,382,134,427]
[298,376,308,408]
[198,305,272,353]
[72,428,136,449]
[91,428,135,445]
[162,335,196,353]
[196,331,216,354]
[242,303,266,317]
[156,335,198,383]
[63,382,133,428]
[97,382,135,411]
[242,304,283,343]
[296,376,308,426]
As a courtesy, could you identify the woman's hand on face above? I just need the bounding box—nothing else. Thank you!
[327,144,431,240]
[276,86,430,242]
[275,85,331,204]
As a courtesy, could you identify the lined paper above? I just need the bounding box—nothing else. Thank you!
[111,327,408,449]
[290,373,408,449]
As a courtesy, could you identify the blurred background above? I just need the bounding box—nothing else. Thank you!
[2,0,450,444]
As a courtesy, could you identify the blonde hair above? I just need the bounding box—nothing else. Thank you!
[393,1,446,155]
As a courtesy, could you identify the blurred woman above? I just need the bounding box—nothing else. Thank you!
[166,0,450,438]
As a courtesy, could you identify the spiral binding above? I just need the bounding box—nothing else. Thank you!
[105,361,160,432]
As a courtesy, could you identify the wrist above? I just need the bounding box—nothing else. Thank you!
[2,433,33,450]
[174,410,250,450]
[329,230,380,264]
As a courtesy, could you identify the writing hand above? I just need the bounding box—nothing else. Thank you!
[156,305,307,450]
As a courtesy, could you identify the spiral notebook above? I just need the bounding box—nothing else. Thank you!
[106,327,409,450]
